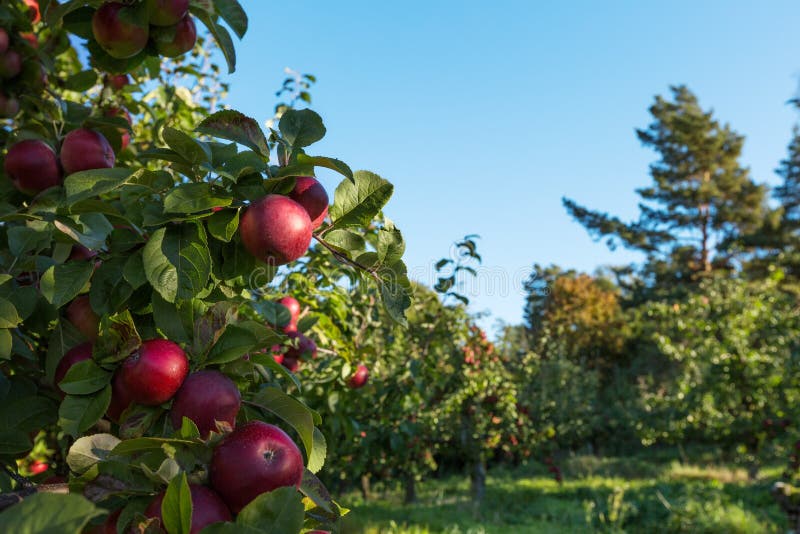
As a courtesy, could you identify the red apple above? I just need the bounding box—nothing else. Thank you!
[20,32,38,48]
[4,139,62,194]
[117,339,188,405]
[107,73,129,90]
[66,295,100,341]
[0,29,8,54]
[106,373,133,422]
[240,195,312,265]
[23,0,40,23]
[104,107,132,150]
[147,0,189,26]
[276,296,300,332]
[0,50,22,78]
[60,128,115,175]
[0,93,20,118]
[28,460,48,475]
[286,332,317,360]
[144,484,231,534]
[348,364,369,389]
[54,342,93,396]
[152,15,196,57]
[92,2,149,59]
[282,355,300,372]
[289,176,329,229]
[87,509,121,534]
[210,421,304,513]
[69,244,99,261]
[170,370,241,438]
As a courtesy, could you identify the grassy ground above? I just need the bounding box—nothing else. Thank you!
[338,455,787,533]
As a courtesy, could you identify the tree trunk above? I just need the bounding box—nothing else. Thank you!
[359,474,371,501]
[470,456,486,503]
[403,474,417,504]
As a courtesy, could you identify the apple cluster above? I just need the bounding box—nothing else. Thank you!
[92,0,197,60]
[3,127,116,195]
[0,0,46,118]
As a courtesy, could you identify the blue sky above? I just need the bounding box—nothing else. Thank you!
[223,1,800,330]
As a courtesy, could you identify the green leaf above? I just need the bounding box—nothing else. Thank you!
[40,262,94,308]
[376,223,405,265]
[94,310,142,364]
[0,298,21,328]
[7,226,52,256]
[0,493,102,534]
[89,256,134,316]
[323,229,365,255]
[0,329,11,360]
[215,0,248,38]
[307,427,327,474]
[164,183,232,214]
[123,251,148,289]
[64,168,135,205]
[162,127,211,165]
[0,431,32,455]
[279,109,326,148]
[207,209,240,242]
[0,395,57,435]
[143,224,211,303]
[196,110,269,157]
[295,154,353,182]
[112,437,198,455]
[250,388,316,461]
[65,70,98,92]
[379,274,411,326]
[58,385,112,438]
[205,324,257,365]
[162,472,192,534]
[329,171,394,230]
[66,433,121,475]
[236,487,304,533]
[191,9,236,73]
[59,359,111,395]
[299,469,336,516]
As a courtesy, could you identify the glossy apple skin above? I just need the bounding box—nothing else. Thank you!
[144,484,231,534]
[118,339,188,405]
[240,195,312,265]
[348,364,369,389]
[0,29,8,54]
[289,176,329,229]
[286,332,317,360]
[107,74,129,90]
[210,421,304,513]
[170,371,241,438]
[106,373,133,422]
[277,296,300,332]
[153,15,196,57]
[0,50,22,79]
[92,2,149,59]
[103,107,132,150]
[147,0,190,26]
[4,139,62,194]
[54,342,93,397]
[60,128,115,175]
[66,296,100,341]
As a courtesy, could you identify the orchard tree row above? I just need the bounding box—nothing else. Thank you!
[0,1,416,533]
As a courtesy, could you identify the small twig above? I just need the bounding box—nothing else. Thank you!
[2,464,32,489]
[313,235,379,281]
[0,483,69,512]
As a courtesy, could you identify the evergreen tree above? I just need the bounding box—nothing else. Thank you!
[563,85,767,285]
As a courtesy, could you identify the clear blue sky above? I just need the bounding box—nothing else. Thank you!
[223,0,800,330]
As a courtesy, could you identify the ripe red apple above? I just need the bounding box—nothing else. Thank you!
[0,93,20,118]
[107,73,129,90]
[117,339,188,405]
[60,128,115,175]
[286,332,317,360]
[0,50,22,78]
[4,139,62,194]
[66,295,100,341]
[54,342,93,396]
[23,0,40,23]
[281,355,300,372]
[210,421,304,513]
[144,484,231,534]
[170,371,241,438]
[28,460,48,475]
[289,176,329,229]
[106,373,133,422]
[69,244,98,262]
[147,0,189,26]
[152,15,196,57]
[239,195,313,265]
[0,29,8,54]
[103,107,132,150]
[276,296,300,332]
[348,364,369,389]
[92,2,149,59]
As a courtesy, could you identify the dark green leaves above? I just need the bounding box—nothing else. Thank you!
[143,224,211,303]
[163,127,211,165]
[0,493,103,534]
[164,183,232,214]
[64,168,135,205]
[58,360,111,395]
[58,385,112,438]
[235,487,304,534]
[215,0,248,38]
[279,109,326,148]
[329,171,393,230]
[40,262,94,308]
[207,209,240,242]
[197,110,269,158]
[162,472,192,534]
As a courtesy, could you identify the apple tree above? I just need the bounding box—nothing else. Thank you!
[0,1,413,533]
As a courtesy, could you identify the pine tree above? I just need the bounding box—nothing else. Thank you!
[563,85,767,285]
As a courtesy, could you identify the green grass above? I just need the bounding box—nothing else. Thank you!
[338,455,787,533]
